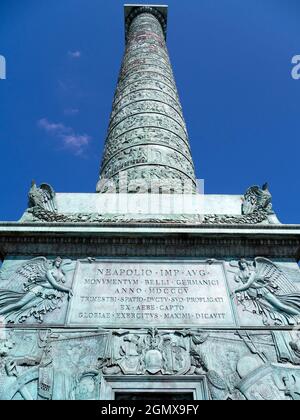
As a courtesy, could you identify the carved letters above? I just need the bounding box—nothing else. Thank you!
[1,256,300,329]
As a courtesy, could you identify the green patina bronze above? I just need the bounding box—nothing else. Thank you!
[1,5,300,401]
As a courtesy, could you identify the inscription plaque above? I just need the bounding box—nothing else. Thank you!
[67,260,237,328]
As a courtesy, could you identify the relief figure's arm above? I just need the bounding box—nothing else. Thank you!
[46,270,72,294]
[234,273,257,293]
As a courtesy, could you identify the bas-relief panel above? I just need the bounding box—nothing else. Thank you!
[1,257,300,328]
[1,328,300,400]
[0,257,74,325]
[225,259,300,327]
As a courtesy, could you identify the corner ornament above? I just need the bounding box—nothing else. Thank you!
[203,183,277,225]
[0,257,73,323]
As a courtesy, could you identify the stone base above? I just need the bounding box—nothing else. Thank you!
[0,220,300,400]
[1,328,300,400]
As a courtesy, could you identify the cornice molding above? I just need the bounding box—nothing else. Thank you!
[0,230,299,260]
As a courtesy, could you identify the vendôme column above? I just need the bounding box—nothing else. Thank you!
[97,5,197,194]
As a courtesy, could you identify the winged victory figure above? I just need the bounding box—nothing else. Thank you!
[231,258,300,326]
[0,257,73,323]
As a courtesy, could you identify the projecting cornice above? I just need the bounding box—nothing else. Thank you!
[1,223,300,260]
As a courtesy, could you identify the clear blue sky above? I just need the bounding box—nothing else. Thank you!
[0,0,299,223]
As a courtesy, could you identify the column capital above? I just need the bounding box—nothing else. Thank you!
[124,4,168,41]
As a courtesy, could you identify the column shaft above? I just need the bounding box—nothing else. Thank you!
[97,7,196,193]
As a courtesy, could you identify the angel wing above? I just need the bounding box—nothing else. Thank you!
[39,183,57,213]
[5,257,50,290]
[255,257,298,294]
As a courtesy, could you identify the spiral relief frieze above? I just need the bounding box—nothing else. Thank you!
[108,101,187,133]
[116,71,177,95]
[114,80,180,104]
[112,90,183,116]
[97,9,196,193]
[102,127,193,164]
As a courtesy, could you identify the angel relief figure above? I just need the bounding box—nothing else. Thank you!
[0,257,73,323]
[230,258,300,326]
